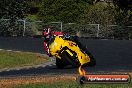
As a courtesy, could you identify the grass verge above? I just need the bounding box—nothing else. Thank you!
[16,79,132,88]
[0,50,49,69]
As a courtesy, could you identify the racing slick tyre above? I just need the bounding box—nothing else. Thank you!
[61,51,79,68]
[80,46,96,67]
[56,58,65,69]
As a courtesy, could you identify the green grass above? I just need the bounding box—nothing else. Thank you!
[0,50,49,69]
[15,81,132,88]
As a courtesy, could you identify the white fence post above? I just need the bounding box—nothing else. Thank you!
[61,22,63,32]
[23,20,26,36]
[18,19,26,36]
[97,24,100,37]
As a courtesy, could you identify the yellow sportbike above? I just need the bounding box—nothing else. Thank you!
[49,36,96,69]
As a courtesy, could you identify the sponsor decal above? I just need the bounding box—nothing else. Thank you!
[78,67,131,84]
[83,74,131,83]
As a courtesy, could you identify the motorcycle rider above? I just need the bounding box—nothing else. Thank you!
[43,27,96,67]
[43,27,63,56]
[43,27,89,57]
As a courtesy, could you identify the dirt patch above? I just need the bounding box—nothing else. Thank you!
[0,75,77,88]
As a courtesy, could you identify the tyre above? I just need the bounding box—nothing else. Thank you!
[61,51,80,68]
[81,46,96,67]
[56,58,65,69]
[85,51,96,67]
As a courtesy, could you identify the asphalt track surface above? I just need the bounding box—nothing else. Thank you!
[0,37,132,77]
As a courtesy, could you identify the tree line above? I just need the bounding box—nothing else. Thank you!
[0,0,132,38]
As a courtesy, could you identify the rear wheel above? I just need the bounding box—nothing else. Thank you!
[61,51,80,68]
[56,58,65,69]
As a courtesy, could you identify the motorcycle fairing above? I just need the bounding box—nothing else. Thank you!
[49,36,90,66]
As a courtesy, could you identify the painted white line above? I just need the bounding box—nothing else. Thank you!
[0,49,4,51]
[0,60,54,72]
[6,50,12,52]
[0,48,46,56]
[0,49,19,52]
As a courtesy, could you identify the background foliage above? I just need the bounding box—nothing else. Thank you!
[0,0,132,39]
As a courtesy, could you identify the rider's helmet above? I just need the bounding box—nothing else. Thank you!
[43,27,52,38]
[43,27,53,43]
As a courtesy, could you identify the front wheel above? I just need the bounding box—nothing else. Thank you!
[82,51,96,67]
[87,51,96,67]
[81,47,96,67]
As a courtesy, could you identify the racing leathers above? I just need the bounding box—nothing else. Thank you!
[43,30,63,56]
[43,28,86,57]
